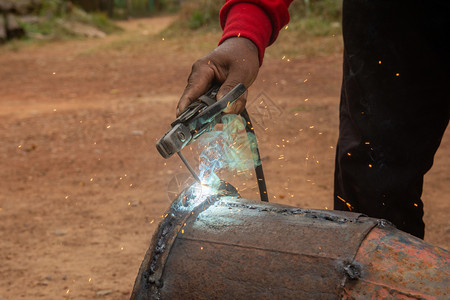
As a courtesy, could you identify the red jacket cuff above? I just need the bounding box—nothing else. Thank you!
[219,0,291,65]
[219,3,272,65]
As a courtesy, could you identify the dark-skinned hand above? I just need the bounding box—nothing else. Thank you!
[176,37,260,116]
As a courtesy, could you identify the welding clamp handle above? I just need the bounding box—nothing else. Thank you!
[156,83,246,159]
[189,83,246,140]
[194,83,246,126]
[172,84,220,127]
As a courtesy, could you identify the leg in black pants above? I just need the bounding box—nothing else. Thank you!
[333,0,450,238]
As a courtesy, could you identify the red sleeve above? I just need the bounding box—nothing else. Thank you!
[219,0,293,65]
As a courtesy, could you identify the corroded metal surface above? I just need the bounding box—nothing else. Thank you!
[158,198,378,299]
[132,191,378,299]
[131,188,449,300]
[342,227,450,299]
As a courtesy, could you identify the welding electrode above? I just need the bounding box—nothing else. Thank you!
[177,152,201,183]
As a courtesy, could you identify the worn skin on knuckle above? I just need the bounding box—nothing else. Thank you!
[186,65,215,93]
[192,57,208,71]
[203,56,227,83]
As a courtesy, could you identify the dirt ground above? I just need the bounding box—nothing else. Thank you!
[0,16,448,299]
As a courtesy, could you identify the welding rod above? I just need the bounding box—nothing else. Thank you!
[177,152,201,183]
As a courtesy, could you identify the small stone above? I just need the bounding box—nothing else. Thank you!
[62,275,67,280]
[96,290,113,296]
[131,130,144,136]
[53,230,67,236]
[44,275,52,281]
[37,281,49,286]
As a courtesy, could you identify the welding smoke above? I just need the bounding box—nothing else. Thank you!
[197,114,261,188]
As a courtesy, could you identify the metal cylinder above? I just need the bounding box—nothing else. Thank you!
[131,185,449,299]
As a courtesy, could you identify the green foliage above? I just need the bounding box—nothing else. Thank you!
[18,0,120,41]
[112,0,179,18]
[39,0,62,16]
[173,0,223,31]
[20,19,67,37]
[289,0,343,21]
[287,16,341,37]
[91,12,120,34]
[188,9,211,29]
[167,0,342,37]
[283,0,343,38]
[156,0,179,13]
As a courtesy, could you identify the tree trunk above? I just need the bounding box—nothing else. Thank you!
[0,0,13,12]
[125,0,130,18]
[104,0,114,18]
[5,13,25,39]
[0,14,7,42]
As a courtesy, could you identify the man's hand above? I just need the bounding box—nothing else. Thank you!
[177,37,260,116]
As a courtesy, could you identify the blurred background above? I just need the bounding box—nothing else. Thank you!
[0,1,448,299]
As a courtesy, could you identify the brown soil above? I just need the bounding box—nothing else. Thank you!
[0,16,448,299]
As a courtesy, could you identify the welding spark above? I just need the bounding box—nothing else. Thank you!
[337,195,353,211]
[174,182,218,210]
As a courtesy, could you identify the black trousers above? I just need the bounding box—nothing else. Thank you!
[334,0,450,238]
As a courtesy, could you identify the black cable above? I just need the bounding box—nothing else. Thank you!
[240,109,269,202]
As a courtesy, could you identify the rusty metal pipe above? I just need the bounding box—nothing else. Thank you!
[131,184,449,299]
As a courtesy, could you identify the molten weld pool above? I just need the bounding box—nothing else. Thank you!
[131,183,450,300]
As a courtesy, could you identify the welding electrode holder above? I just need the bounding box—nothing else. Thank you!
[156,83,269,202]
[156,83,246,158]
